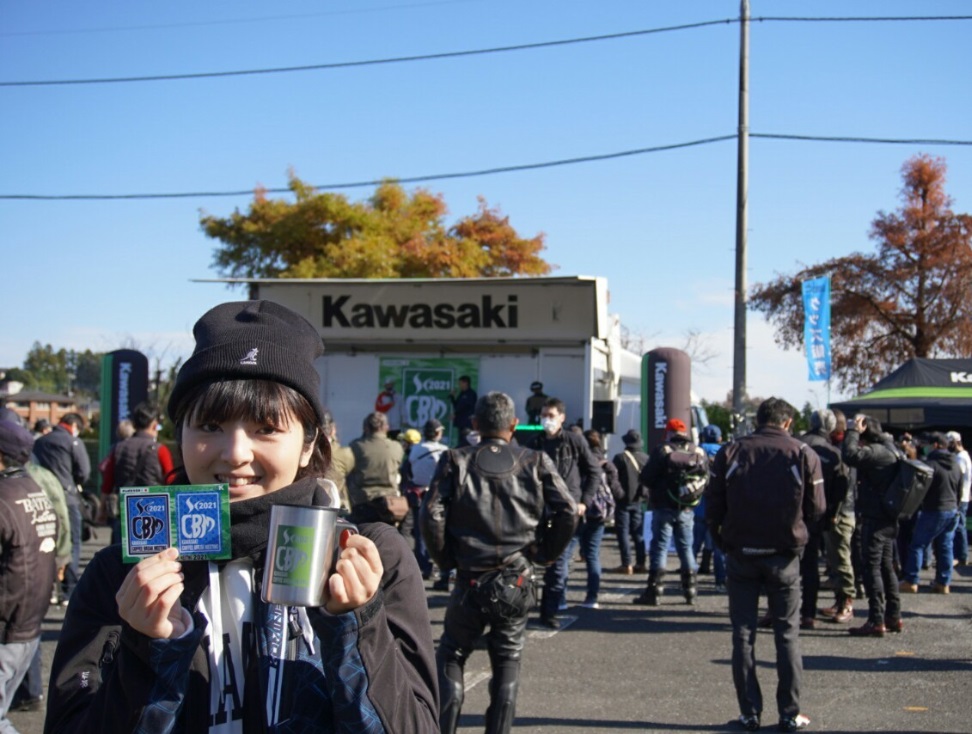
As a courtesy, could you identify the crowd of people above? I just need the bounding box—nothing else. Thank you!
[308,384,970,733]
[0,299,968,733]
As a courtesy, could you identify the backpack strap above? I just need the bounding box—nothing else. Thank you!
[409,449,434,466]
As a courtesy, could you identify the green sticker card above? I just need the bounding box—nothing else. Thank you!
[120,484,231,563]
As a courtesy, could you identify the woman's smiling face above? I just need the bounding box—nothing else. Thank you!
[181,413,314,502]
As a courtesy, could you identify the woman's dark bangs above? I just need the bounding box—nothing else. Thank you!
[184,380,302,429]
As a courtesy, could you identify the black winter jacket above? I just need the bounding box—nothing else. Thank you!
[0,468,58,643]
[421,438,577,572]
[611,448,648,504]
[799,430,849,522]
[531,429,601,507]
[922,448,960,513]
[842,429,898,520]
[111,433,165,488]
[706,425,825,555]
[32,425,90,504]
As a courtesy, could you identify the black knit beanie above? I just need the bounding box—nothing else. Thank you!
[167,300,326,426]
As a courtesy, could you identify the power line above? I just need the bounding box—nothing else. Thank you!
[0,20,734,87]
[5,8,965,40]
[4,133,970,202]
[0,136,736,200]
[2,14,970,88]
[0,1,482,37]
[755,15,972,23]
[752,133,972,146]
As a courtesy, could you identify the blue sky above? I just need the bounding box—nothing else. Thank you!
[2,1,970,408]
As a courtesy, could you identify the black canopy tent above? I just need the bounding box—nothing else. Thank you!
[829,358,972,432]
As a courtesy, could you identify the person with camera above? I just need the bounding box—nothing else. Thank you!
[421,391,576,734]
[842,414,902,637]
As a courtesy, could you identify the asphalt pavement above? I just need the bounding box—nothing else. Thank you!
[14,527,972,733]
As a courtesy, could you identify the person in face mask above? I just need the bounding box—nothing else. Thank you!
[529,398,601,628]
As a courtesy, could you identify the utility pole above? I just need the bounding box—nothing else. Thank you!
[731,0,750,432]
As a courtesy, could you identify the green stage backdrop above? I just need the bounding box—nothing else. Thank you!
[378,357,480,446]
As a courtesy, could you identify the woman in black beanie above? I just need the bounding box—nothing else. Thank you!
[45,301,438,733]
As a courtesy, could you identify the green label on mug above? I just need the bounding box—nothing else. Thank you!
[271,524,314,587]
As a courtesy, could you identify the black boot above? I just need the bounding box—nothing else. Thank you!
[484,657,521,734]
[699,549,712,575]
[681,569,698,605]
[634,570,664,606]
[438,658,465,734]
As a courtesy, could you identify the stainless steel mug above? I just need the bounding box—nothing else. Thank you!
[261,504,356,607]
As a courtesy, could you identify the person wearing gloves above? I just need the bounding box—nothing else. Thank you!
[45,300,438,733]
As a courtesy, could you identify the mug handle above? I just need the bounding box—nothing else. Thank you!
[335,518,358,550]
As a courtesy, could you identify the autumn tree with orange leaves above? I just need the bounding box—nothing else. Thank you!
[201,174,552,281]
[750,155,972,393]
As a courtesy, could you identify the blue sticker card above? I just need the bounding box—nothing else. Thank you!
[122,492,170,559]
[175,490,225,557]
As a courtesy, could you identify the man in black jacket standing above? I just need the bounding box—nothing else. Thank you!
[842,414,901,637]
[32,412,89,603]
[449,375,478,440]
[532,397,600,628]
[707,398,824,733]
[422,392,576,734]
[0,420,58,731]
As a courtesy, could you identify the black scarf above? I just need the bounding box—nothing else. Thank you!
[229,476,332,560]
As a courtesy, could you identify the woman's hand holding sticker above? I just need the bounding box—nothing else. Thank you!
[116,547,190,639]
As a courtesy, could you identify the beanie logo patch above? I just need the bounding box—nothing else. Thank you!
[240,348,259,366]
